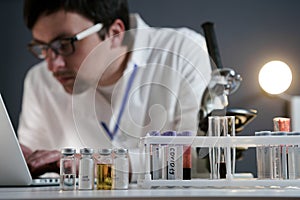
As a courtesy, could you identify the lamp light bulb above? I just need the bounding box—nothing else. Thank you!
[258,60,292,95]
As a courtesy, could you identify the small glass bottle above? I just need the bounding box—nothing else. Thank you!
[113,148,129,190]
[96,148,113,190]
[78,148,94,190]
[60,148,76,191]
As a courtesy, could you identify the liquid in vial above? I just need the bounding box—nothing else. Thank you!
[60,148,76,190]
[96,164,113,190]
[60,174,76,190]
[113,148,129,189]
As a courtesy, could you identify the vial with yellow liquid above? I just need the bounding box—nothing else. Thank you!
[96,148,113,190]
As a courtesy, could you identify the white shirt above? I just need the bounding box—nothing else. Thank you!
[18,14,211,179]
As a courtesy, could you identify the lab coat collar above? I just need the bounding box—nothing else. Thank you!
[124,14,153,73]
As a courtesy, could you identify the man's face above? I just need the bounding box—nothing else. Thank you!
[32,10,102,94]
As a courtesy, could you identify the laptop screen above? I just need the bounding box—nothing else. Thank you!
[0,94,59,186]
[0,94,33,186]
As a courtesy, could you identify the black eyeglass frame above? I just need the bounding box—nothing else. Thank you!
[27,23,103,60]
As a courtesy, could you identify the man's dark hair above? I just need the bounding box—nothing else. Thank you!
[23,0,129,39]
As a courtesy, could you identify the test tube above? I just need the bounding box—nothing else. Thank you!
[255,131,272,179]
[208,116,234,179]
[161,131,178,180]
[271,131,287,179]
[287,132,300,179]
[224,116,236,179]
[273,118,290,179]
[208,116,221,179]
[273,117,290,132]
[149,131,161,180]
[177,131,193,180]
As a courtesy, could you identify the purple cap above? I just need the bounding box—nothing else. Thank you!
[177,131,193,136]
[148,130,160,136]
[161,130,176,136]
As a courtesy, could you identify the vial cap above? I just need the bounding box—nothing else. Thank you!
[161,130,176,136]
[255,131,271,136]
[114,148,128,155]
[61,148,76,155]
[149,130,160,136]
[98,148,112,155]
[80,148,94,155]
[177,131,193,136]
[287,131,300,136]
[271,131,287,136]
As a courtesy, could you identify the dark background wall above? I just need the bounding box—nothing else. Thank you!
[1,0,300,176]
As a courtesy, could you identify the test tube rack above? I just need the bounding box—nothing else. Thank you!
[138,135,300,189]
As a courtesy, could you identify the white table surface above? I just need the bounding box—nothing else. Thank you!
[1,185,300,200]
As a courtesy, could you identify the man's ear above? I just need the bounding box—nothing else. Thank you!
[107,19,125,48]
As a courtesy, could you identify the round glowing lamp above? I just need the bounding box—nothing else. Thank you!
[258,60,292,95]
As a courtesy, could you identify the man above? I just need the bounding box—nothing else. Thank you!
[19,0,211,181]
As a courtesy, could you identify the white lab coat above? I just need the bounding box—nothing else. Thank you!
[18,14,211,180]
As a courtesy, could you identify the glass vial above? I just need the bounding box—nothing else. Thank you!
[78,148,94,190]
[113,148,129,189]
[60,148,76,190]
[96,148,113,190]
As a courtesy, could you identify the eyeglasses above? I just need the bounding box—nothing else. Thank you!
[28,23,103,60]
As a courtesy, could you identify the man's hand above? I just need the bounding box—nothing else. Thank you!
[27,150,61,178]
[21,145,61,178]
[20,143,33,160]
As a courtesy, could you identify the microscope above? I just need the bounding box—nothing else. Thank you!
[198,22,257,135]
[197,22,257,178]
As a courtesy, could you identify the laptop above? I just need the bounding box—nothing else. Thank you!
[0,94,59,186]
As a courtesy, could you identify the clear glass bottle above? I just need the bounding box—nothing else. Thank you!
[60,148,76,190]
[113,148,129,189]
[78,148,94,190]
[96,148,113,190]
